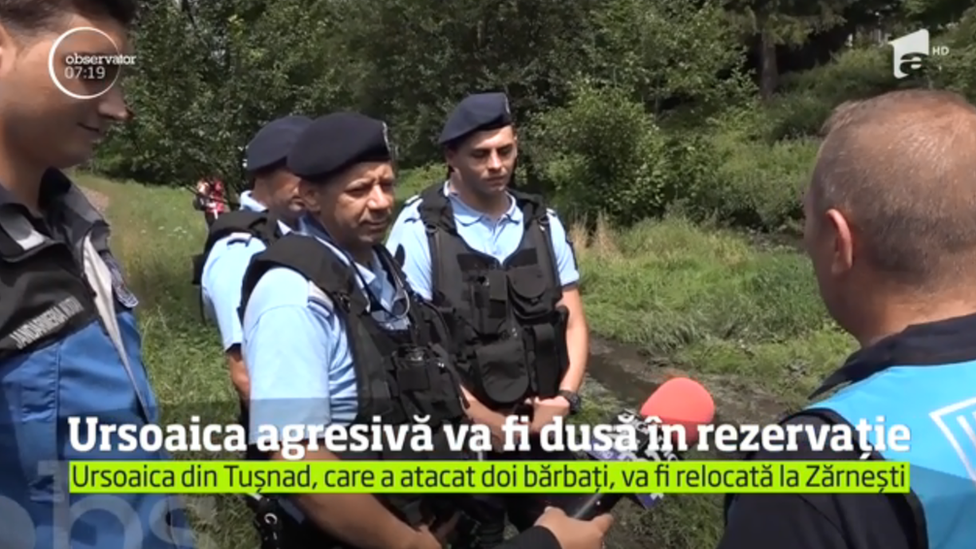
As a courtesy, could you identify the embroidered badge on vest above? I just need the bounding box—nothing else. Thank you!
[102,252,139,309]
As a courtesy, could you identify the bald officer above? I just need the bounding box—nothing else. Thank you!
[715,90,976,549]
[240,113,468,549]
[195,115,310,402]
[386,92,589,544]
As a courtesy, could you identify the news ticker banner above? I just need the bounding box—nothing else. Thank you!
[70,461,910,494]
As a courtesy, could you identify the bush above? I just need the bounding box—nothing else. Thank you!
[524,80,724,226]
[765,47,895,140]
[706,136,817,231]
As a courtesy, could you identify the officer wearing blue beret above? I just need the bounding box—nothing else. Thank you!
[194,115,310,405]
[240,112,470,549]
[386,92,590,545]
[0,1,192,548]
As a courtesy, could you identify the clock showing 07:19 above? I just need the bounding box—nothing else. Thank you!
[64,65,109,81]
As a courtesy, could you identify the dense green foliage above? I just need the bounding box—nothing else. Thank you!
[94,0,976,231]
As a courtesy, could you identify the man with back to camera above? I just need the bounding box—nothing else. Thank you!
[239,111,475,549]
[386,92,590,546]
[713,88,976,549]
[194,115,309,405]
[518,89,976,549]
[0,1,191,548]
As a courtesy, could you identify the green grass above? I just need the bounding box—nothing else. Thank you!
[572,216,852,405]
[76,171,855,549]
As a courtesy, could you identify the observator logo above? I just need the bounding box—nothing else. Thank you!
[47,26,136,99]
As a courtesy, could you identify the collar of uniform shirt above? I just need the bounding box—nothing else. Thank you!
[299,214,409,317]
[810,311,976,399]
[238,190,266,212]
[0,169,102,245]
[442,180,522,226]
[0,168,71,210]
[239,190,295,235]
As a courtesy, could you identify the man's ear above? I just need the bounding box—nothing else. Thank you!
[298,180,320,213]
[826,208,854,275]
[0,22,21,76]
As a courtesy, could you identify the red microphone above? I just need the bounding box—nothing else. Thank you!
[568,377,715,520]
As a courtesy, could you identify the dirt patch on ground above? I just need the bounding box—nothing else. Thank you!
[587,336,788,425]
[80,186,110,214]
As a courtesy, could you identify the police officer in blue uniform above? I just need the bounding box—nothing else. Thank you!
[386,92,590,546]
[0,1,191,548]
[194,115,310,403]
[716,89,976,549]
[240,112,470,549]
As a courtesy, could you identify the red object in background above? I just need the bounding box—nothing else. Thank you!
[202,177,227,215]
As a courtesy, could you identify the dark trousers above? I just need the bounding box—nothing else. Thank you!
[467,444,580,548]
[204,211,217,227]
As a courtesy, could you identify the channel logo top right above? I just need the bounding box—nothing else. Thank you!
[890,29,950,79]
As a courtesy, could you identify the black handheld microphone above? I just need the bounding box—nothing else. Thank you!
[567,378,715,520]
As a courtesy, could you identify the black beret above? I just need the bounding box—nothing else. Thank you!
[438,92,512,146]
[245,115,312,172]
[287,112,392,181]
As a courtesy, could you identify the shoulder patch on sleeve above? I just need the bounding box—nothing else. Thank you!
[307,281,334,313]
[100,250,139,309]
[224,231,254,246]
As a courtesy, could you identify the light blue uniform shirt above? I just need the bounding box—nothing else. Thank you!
[242,216,410,443]
[201,191,291,350]
[386,182,580,301]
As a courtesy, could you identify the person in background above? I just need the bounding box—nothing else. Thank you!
[0,0,191,547]
[193,174,226,226]
[193,177,211,215]
[386,92,589,546]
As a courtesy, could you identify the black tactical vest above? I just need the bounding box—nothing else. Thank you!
[413,183,570,410]
[240,233,470,528]
[0,208,102,362]
[190,209,282,287]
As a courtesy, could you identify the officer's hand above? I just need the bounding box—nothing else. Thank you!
[409,524,448,549]
[535,506,613,549]
[428,512,459,543]
[528,397,570,434]
[485,410,515,451]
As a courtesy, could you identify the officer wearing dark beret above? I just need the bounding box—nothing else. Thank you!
[287,111,392,182]
[239,113,471,548]
[388,92,590,547]
[438,92,512,147]
[242,115,311,224]
[200,115,310,408]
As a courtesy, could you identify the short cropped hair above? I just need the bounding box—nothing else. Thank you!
[0,0,137,33]
[819,99,863,137]
[811,89,976,287]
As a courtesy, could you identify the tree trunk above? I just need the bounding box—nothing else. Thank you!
[759,29,778,100]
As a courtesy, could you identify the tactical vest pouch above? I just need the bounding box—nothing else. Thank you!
[530,305,570,399]
[473,337,530,407]
[389,345,444,425]
[507,264,550,320]
[468,269,509,336]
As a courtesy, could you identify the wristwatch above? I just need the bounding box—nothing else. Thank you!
[558,390,582,415]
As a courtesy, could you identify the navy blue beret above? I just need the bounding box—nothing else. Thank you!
[287,112,392,181]
[438,92,512,146]
[245,115,312,172]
